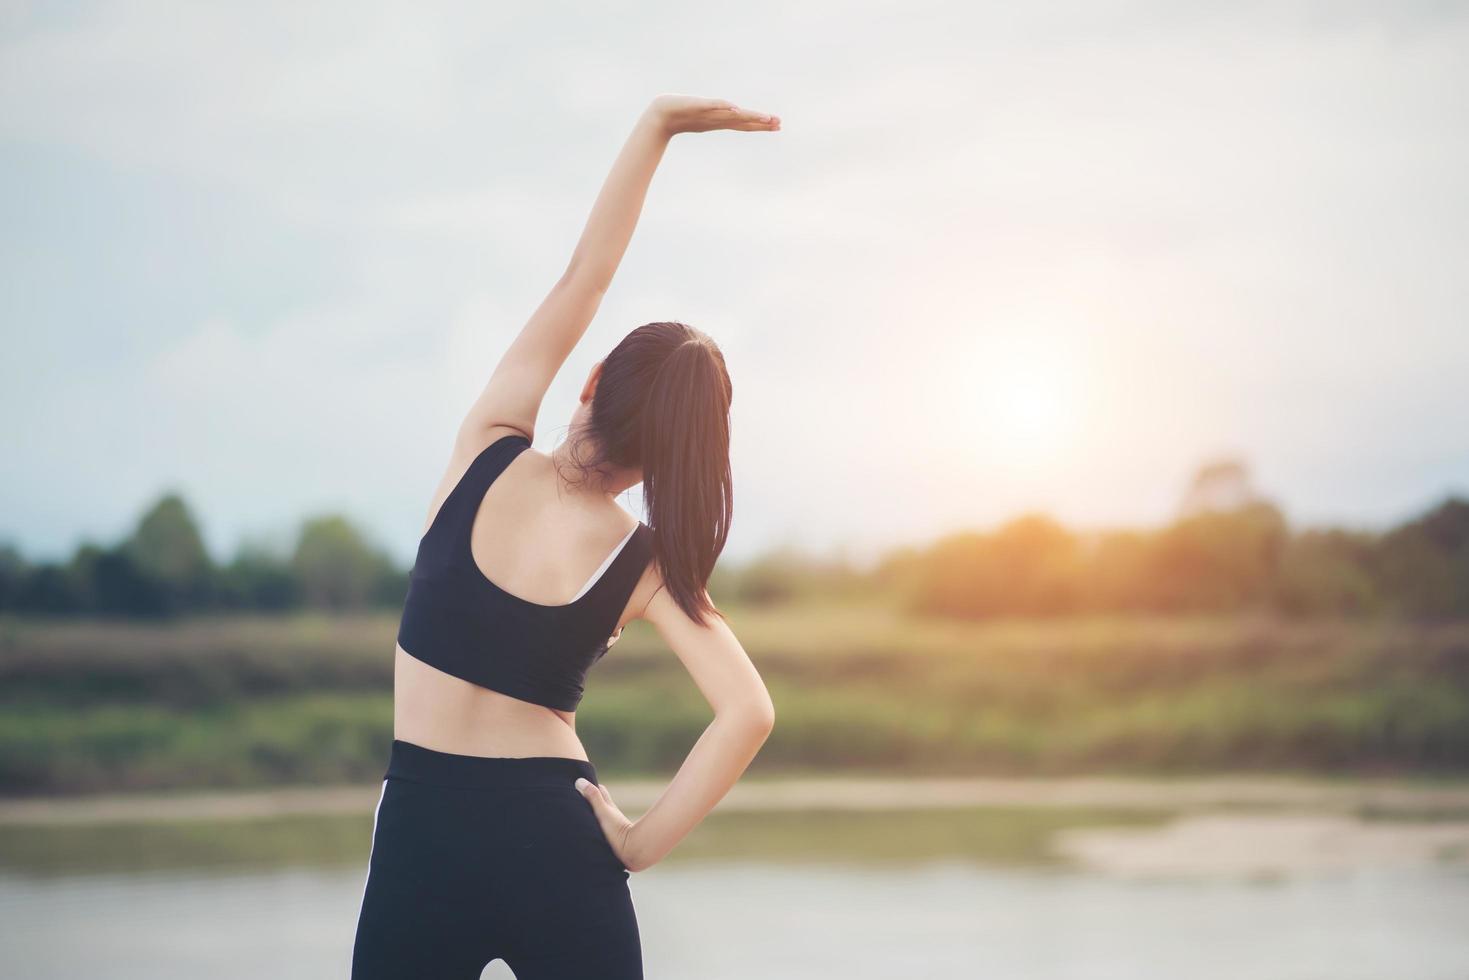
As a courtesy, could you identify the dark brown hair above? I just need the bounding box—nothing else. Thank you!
[581,321,732,625]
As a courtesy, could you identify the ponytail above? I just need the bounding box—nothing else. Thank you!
[641,339,733,625]
[586,322,733,626]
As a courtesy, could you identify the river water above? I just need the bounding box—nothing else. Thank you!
[3,804,1467,978]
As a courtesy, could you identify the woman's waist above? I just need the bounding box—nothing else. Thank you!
[394,645,590,763]
[393,708,591,763]
[384,737,598,790]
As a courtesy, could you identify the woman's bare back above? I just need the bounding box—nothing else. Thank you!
[393,426,657,760]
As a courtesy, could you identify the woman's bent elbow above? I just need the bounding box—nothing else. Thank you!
[720,700,774,740]
[718,692,775,741]
[746,697,776,738]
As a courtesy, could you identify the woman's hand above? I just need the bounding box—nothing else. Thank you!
[647,94,781,136]
[575,776,646,872]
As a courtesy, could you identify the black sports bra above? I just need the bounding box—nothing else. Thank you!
[396,433,654,712]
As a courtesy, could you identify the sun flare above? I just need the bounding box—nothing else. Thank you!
[993,369,1069,438]
[971,334,1088,463]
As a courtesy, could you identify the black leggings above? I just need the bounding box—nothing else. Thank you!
[351,739,642,979]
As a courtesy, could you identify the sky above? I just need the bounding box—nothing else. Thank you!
[2,0,1467,568]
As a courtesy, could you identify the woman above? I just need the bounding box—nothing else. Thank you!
[351,94,780,979]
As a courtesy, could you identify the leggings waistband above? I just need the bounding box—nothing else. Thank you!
[385,738,598,790]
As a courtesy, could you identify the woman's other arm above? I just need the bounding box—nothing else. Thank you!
[577,585,776,872]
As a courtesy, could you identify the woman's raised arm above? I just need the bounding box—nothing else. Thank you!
[455,94,780,449]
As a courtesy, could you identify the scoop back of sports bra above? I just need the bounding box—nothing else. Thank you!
[396,433,654,712]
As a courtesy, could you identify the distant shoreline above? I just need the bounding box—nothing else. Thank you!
[4,774,1468,827]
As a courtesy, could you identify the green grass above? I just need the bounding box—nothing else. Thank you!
[2,603,1467,794]
[0,805,1171,878]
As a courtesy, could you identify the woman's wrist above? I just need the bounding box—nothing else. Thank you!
[622,817,657,872]
[640,101,676,141]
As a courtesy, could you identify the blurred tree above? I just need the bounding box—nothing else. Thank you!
[911,513,1082,618]
[6,479,1467,624]
[1178,457,1262,517]
[124,493,214,610]
[292,515,399,610]
[79,543,169,616]
[0,542,26,610]
[1143,502,1289,612]
[13,564,84,614]
[1274,528,1381,615]
[218,540,301,611]
[728,545,872,606]
[1084,530,1154,612]
[1375,498,1469,618]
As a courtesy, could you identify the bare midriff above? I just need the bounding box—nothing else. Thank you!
[392,644,591,761]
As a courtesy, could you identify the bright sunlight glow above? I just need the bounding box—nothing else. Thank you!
[969,331,1089,466]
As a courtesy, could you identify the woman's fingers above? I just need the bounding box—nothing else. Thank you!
[575,776,603,808]
[576,777,628,830]
[721,104,780,130]
[654,94,780,134]
[576,777,638,869]
[737,117,781,131]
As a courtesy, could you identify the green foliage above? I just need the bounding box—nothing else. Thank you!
[715,544,877,606]
[3,474,1468,622]
[1274,529,1382,615]
[0,805,1170,877]
[0,494,403,618]
[291,516,403,611]
[126,493,212,609]
[892,497,1469,621]
[1375,500,1469,618]
[2,608,1468,794]
[0,544,28,609]
[909,514,1083,617]
[1141,502,1288,612]
[0,694,393,794]
[216,542,300,611]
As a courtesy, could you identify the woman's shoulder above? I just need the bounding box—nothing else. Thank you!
[474,423,533,451]
[611,502,647,532]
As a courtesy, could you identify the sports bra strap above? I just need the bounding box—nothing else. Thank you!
[421,432,651,612]
[420,433,531,558]
[568,523,640,603]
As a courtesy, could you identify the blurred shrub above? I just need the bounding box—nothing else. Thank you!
[884,485,1469,622]
[906,514,1082,618]
[1374,500,1469,619]
[291,516,404,611]
[4,467,1469,622]
[716,545,877,607]
[3,610,1467,791]
[1273,529,1382,616]
[0,495,402,618]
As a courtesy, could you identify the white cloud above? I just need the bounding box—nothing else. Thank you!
[3,0,1468,562]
